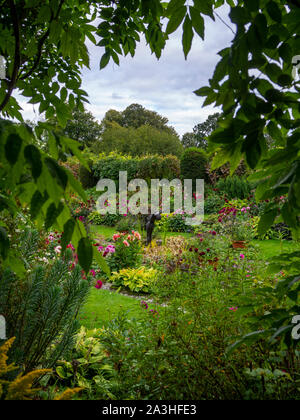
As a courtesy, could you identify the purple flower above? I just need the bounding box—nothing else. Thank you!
[141,300,148,310]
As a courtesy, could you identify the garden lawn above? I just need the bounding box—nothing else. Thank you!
[251,239,299,259]
[77,287,152,329]
[90,224,193,240]
[89,224,116,239]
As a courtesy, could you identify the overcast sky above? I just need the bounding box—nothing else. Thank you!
[17,5,235,137]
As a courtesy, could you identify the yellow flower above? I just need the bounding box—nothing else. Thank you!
[5,369,51,400]
[0,337,17,378]
[54,387,83,400]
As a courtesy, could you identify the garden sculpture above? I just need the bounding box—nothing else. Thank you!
[146,213,161,245]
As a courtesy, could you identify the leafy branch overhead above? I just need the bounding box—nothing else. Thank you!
[195,0,300,236]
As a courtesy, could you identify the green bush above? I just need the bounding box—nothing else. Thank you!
[107,231,143,272]
[180,148,208,189]
[88,211,121,227]
[111,266,157,293]
[115,215,138,233]
[216,176,252,200]
[204,193,225,214]
[167,213,191,232]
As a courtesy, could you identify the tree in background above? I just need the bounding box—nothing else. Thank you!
[181,132,198,149]
[101,103,179,136]
[45,107,102,151]
[96,120,183,157]
[182,112,221,150]
[97,103,183,157]
[63,107,102,149]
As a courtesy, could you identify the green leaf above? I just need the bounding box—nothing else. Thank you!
[266,1,282,23]
[45,201,64,230]
[229,6,250,25]
[210,127,235,144]
[193,0,214,20]
[78,237,93,274]
[166,6,186,34]
[61,218,76,253]
[267,121,284,144]
[182,15,194,59]
[194,86,212,96]
[253,13,268,45]
[60,136,89,171]
[3,252,25,276]
[24,145,42,180]
[277,74,293,87]
[0,226,10,260]
[264,63,282,84]
[93,247,110,277]
[278,42,292,62]
[100,52,110,69]
[5,133,23,166]
[190,6,204,39]
[243,132,262,169]
[244,0,259,13]
[44,157,68,190]
[166,0,185,15]
[67,171,87,202]
[258,209,278,236]
[30,190,48,219]
[226,330,267,356]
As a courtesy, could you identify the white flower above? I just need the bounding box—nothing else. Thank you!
[54,245,62,254]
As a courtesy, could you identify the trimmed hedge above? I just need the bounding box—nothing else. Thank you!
[92,152,180,187]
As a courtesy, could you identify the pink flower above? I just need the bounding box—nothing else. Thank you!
[95,280,102,289]
[113,234,120,241]
[90,269,96,277]
[133,231,141,240]
[123,240,130,247]
[229,307,238,312]
[105,245,115,254]
[240,253,245,259]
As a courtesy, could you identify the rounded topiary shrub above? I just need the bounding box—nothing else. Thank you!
[180,148,208,189]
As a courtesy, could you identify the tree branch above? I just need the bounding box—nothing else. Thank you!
[20,0,65,80]
[0,0,21,112]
